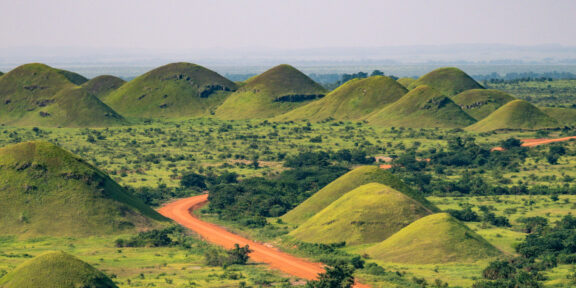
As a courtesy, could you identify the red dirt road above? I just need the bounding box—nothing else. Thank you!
[158,195,370,288]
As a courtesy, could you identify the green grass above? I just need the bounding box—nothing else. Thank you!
[82,75,126,99]
[0,141,167,237]
[276,76,407,121]
[288,183,434,245]
[452,89,516,120]
[215,64,327,119]
[365,213,502,264]
[408,67,484,97]
[366,85,477,128]
[397,77,416,88]
[541,106,576,125]
[466,100,560,132]
[282,166,437,225]
[102,62,237,118]
[0,251,118,288]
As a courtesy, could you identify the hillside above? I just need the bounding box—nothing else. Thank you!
[215,64,327,119]
[0,251,117,288]
[276,76,407,121]
[289,183,433,245]
[452,89,516,120]
[408,67,483,96]
[541,107,576,125]
[467,100,560,132]
[0,141,167,237]
[366,85,477,128]
[282,166,436,225]
[102,62,237,118]
[82,75,125,99]
[366,213,501,264]
[397,77,416,88]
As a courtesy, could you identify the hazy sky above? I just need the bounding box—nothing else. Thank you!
[1,0,575,50]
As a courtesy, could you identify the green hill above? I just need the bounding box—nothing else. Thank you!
[289,183,434,245]
[0,64,121,127]
[0,141,167,237]
[452,89,516,120]
[408,67,483,97]
[0,251,117,288]
[276,76,407,121]
[282,166,436,225]
[467,100,560,132]
[397,77,416,88]
[102,62,237,118]
[366,213,501,264]
[82,75,125,99]
[366,85,477,128]
[541,107,576,125]
[215,64,327,119]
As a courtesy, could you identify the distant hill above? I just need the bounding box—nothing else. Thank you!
[366,213,502,264]
[0,141,167,237]
[467,100,559,132]
[541,107,576,126]
[408,67,483,97]
[289,183,433,245]
[0,251,117,288]
[215,64,327,119]
[102,62,237,118]
[0,63,123,127]
[397,77,416,88]
[276,76,407,121]
[452,89,516,120]
[282,166,436,225]
[82,75,125,99]
[366,85,477,128]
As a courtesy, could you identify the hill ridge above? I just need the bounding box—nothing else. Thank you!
[408,67,483,96]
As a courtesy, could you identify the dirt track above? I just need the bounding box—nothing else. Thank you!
[158,194,370,287]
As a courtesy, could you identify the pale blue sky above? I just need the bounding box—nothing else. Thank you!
[1,0,575,49]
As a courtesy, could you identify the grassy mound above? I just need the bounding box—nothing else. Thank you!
[366,85,477,128]
[277,76,407,121]
[366,213,502,264]
[289,183,434,245]
[541,107,576,125]
[215,64,327,119]
[408,67,483,97]
[17,87,126,127]
[0,63,121,127]
[467,100,560,132]
[452,89,516,120]
[0,141,167,237]
[397,77,416,88]
[0,251,117,288]
[82,75,125,99]
[102,62,237,118]
[282,166,436,225]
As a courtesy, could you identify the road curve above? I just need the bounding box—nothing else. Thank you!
[158,194,371,288]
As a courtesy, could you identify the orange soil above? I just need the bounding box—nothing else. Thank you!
[492,136,576,151]
[158,195,371,288]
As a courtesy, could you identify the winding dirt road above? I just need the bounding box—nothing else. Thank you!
[158,194,370,288]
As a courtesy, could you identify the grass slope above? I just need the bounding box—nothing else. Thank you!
[408,67,483,97]
[0,141,167,237]
[282,166,437,225]
[541,107,576,125]
[0,251,117,288]
[289,183,434,245]
[215,64,327,119]
[102,62,237,118]
[276,76,407,121]
[452,89,516,120]
[467,100,560,132]
[366,213,502,264]
[82,75,126,99]
[366,85,477,128]
[397,77,416,88]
